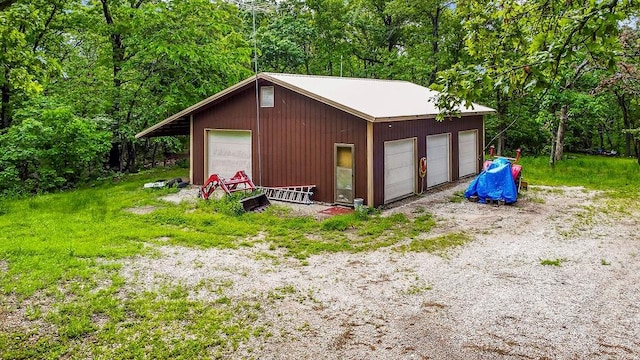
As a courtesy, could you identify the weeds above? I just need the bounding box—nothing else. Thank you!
[540,258,564,267]
[401,283,432,295]
[400,232,471,256]
[449,191,466,203]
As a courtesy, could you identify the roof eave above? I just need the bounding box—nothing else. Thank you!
[373,109,496,122]
[135,75,259,138]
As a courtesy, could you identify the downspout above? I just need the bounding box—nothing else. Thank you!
[252,4,262,185]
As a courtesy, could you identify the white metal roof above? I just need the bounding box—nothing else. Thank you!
[136,72,495,138]
[265,73,495,121]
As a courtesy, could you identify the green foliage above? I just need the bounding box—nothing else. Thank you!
[0,101,110,195]
[257,11,315,73]
[205,192,251,217]
[0,1,57,115]
[434,0,637,160]
[40,0,253,173]
[353,205,379,220]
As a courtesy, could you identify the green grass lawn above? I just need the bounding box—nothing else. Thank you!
[0,166,439,359]
[518,154,640,197]
[1,154,637,358]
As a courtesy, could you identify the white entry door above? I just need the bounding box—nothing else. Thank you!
[384,138,416,203]
[426,134,451,187]
[458,130,478,178]
[207,130,252,179]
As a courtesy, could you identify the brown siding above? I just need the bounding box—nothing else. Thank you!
[193,81,368,205]
[372,116,484,207]
[192,86,257,185]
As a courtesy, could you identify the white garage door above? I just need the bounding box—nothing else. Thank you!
[426,134,450,187]
[207,130,252,179]
[458,130,478,178]
[384,138,416,203]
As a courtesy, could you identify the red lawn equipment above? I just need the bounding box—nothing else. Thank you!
[198,170,270,212]
[483,145,524,193]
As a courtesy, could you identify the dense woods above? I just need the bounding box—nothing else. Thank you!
[0,0,638,194]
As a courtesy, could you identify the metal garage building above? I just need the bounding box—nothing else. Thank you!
[136,73,494,207]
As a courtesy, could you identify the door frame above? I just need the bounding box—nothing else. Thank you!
[426,133,452,188]
[458,129,479,178]
[204,128,253,182]
[383,137,417,204]
[334,143,355,204]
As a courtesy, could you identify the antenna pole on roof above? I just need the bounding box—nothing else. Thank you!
[233,0,273,185]
[251,0,263,185]
[252,1,258,75]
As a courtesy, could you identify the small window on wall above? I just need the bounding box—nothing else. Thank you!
[260,86,274,107]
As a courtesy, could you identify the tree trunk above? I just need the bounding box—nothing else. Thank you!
[554,104,568,161]
[151,142,158,168]
[549,131,556,166]
[108,143,120,170]
[125,140,136,172]
[598,125,604,149]
[552,59,588,162]
[101,0,126,170]
[497,132,505,156]
[428,6,442,85]
[1,68,10,129]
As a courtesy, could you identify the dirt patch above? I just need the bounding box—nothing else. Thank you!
[160,187,201,204]
[125,205,158,215]
[0,291,57,337]
[120,181,640,359]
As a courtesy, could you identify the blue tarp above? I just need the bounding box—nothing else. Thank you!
[464,157,517,204]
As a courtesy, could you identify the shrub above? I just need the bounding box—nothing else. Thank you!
[0,106,111,195]
[210,192,246,216]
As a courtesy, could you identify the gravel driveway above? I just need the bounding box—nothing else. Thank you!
[124,182,640,359]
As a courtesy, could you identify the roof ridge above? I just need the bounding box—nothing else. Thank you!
[263,72,414,84]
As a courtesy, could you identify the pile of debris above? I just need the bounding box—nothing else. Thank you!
[143,177,190,189]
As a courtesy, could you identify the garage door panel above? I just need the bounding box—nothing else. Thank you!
[385,153,414,171]
[427,134,450,187]
[207,130,252,179]
[384,139,416,202]
[458,130,477,178]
